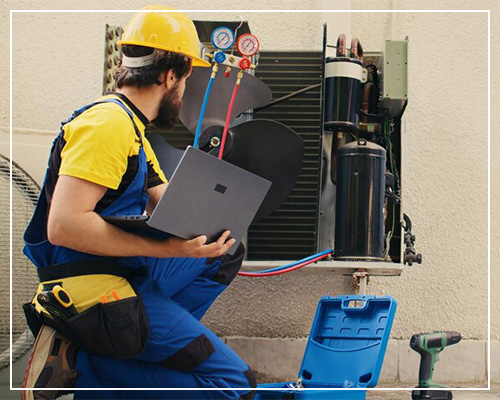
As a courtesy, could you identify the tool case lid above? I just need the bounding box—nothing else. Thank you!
[298,295,397,388]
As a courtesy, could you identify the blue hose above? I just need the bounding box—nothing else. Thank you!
[245,249,333,274]
[193,73,216,148]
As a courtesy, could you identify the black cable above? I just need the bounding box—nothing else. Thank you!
[403,213,412,231]
[385,190,400,204]
[365,64,379,88]
[254,83,321,112]
[360,109,382,119]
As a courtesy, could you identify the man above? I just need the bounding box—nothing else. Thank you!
[22,6,256,400]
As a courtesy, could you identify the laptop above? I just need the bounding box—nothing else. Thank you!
[103,146,271,255]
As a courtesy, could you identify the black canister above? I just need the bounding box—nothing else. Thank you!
[324,57,364,132]
[334,139,386,261]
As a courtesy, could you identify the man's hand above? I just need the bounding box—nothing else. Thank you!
[159,230,236,258]
[48,175,236,259]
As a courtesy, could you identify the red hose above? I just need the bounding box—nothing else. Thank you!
[237,253,330,277]
[218,81,240,159]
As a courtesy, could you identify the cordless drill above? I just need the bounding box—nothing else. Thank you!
[410,331,461,400]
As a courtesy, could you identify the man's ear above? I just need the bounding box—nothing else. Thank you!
[163,69,177,90]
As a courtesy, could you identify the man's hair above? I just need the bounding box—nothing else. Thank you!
[114,45,191,89]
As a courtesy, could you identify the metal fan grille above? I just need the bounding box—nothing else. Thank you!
[0,156,40,369]
[249,52,323,260]
[147,52,323,261]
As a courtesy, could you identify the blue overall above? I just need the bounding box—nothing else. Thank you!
[24,99,255,399]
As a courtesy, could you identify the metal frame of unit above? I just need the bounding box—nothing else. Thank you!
[245,28,409,292]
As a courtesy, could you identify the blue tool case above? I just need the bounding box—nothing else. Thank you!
[255,295,397,399]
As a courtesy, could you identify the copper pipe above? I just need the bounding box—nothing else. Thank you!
[361,82,376,122]
[336,34,346,57]
[350,38,364,62]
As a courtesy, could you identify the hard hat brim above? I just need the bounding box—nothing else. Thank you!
[117,40,211,68]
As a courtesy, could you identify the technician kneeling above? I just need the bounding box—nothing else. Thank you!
[22,5,256,400]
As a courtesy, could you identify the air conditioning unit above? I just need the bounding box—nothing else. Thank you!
[103,22,409,265]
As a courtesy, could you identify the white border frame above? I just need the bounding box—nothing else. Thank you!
[9,8,491,394]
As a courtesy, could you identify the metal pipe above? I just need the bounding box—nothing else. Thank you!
[350,37,364,62]
[336,34,347,57]
[361,82,376,122]
[253,83,321,113]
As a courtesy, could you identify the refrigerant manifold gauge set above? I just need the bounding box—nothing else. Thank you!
[210,27,259,72]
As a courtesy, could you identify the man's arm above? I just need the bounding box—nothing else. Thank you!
[48,175,234,258]
[146,182,167,214]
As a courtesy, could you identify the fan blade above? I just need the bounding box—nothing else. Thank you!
[180,67,272,135]
[223,120,304,222]
[147,134,185,181]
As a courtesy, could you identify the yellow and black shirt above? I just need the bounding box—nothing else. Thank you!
[43,93,167,232]
[34,93,167,313]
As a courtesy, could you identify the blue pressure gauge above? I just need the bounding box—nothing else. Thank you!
[211,27,235,50]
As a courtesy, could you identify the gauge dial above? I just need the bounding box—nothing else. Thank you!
[211,27,235,50]
[236,34,260,56]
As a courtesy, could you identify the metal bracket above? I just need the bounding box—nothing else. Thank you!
[352,269,370,295]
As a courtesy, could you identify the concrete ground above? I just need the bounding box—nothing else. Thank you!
[0,385,498,399]
[2,357,498,399]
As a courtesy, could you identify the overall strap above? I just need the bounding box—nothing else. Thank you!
[37,258,135,281]
[60,98,144,146]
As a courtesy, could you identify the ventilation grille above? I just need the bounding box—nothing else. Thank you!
[103,25,124,93]
[1,156,40,370]
[248,51,322,260]
[152,52,323,260]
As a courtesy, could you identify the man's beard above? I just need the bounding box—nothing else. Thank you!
[152,85,182,130]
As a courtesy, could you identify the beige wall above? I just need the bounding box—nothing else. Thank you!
[5,0,325,132]
[2,0,497,348]
[349,0,498,341]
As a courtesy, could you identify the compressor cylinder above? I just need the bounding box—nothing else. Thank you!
[323,57,364,132]
[334,139,386,261]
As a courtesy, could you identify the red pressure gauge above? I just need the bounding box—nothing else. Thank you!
[236,34,260,57]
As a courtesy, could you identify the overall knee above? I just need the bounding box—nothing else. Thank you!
[160,334,215,372]
[240,367,257,399]
[210,243,245,286]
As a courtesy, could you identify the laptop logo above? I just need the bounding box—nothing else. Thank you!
[214,184,227,194]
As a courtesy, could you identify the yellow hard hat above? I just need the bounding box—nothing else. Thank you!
[117,5,210,67]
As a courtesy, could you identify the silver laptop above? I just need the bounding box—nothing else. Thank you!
[104,146,271,255]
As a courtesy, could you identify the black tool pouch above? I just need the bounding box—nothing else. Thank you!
[51,296,148,359]
[24,259,150,359]
[23,296,149,359]
[23,301,43,338]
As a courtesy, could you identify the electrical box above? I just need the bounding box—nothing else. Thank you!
[382,40,408,117]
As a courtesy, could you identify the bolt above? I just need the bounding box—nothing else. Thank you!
[210,137,221,147]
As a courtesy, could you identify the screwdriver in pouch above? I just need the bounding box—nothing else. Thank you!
[37,285,78,320]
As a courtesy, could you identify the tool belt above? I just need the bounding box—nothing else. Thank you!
[23,258,149,359]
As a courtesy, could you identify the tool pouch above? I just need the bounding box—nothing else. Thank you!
[23,259,150,359]
[47,296,147,359]
[23,301,43,338]
[24,295,149,359]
